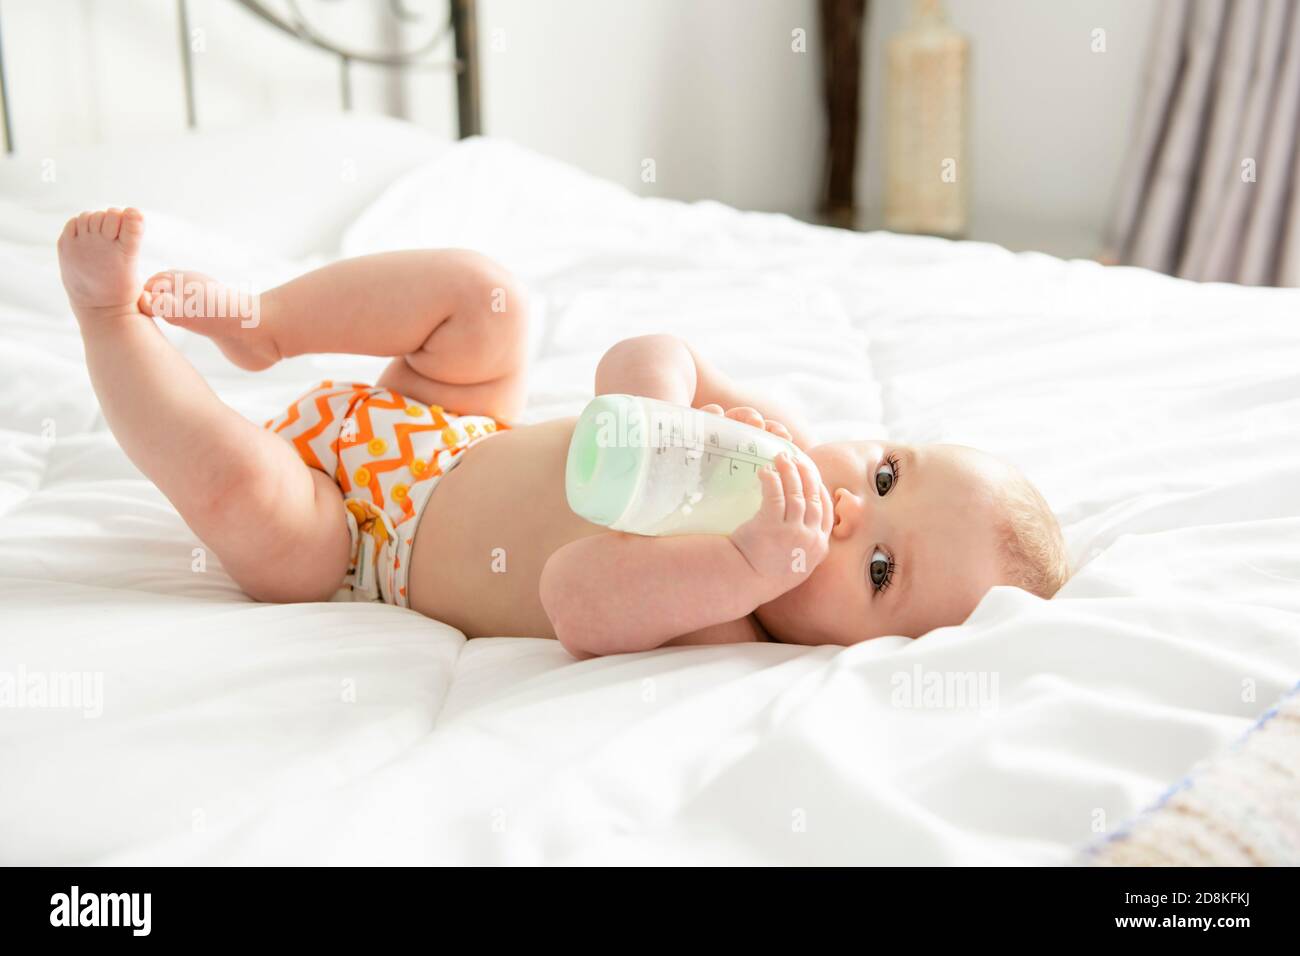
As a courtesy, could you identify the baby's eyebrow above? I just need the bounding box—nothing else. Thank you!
[899,446,917,488]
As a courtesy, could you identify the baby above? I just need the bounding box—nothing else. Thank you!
[58,206,1069,659]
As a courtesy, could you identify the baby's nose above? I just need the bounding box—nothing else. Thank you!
[832,488,864,534]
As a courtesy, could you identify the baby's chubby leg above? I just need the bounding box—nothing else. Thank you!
[142,249,530,422]
[57,208,349,602]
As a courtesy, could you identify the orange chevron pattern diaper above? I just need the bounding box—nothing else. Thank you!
[264,380,506,606]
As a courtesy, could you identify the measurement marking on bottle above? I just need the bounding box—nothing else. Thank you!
[651,424,773,470]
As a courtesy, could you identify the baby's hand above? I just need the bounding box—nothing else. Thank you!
[698,404,795,444]
[730,451,832,598]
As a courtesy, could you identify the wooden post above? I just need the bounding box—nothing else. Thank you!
[451,0,481,138]
[819,0,867,227]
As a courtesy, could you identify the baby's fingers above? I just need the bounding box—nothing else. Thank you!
[775,453,804,522]
[756,464,786,520]
[725,406,765,429]
[796,458,822,526]
[764,420,793,442]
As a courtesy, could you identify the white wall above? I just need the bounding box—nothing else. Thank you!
[469,0,825,216]
[473,0,1156,255]
[1,0,1155,256]
[859,0,1157,254]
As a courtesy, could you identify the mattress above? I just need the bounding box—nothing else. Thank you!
[1,116,1298,865]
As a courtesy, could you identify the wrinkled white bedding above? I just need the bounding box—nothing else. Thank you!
[2,118,1299,865]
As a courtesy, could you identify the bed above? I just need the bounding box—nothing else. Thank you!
[2,110,1299,865]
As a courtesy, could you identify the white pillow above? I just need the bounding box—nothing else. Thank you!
[0,112,449,258]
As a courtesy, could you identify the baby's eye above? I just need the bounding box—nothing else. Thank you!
[874,458,896,496]
[869,548,893,590]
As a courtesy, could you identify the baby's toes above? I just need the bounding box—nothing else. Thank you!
[76,211,93,237]
[143,271,175,297]
[139,289,168,318]
[88,211,106,235]
[100,208,122,239]
[140,273,172,317]
[119,207,144,247]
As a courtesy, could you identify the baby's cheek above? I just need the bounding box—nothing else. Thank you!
[803,557,855,615]
[820,546,857,589]
[822,557,879,636]
[763,586,831,646]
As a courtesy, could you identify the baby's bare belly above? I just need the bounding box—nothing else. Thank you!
[407,416,604,638]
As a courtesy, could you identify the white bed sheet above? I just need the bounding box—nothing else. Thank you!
[2,124,1299,865]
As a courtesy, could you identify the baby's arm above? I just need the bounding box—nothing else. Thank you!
[594,334,815,449]
[543,333,830,658]
[541,534,769,659]
[541,451,830,658]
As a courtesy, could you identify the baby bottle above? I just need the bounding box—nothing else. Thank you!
[565,393,820,536]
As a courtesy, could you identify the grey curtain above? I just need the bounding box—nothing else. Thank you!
[1104,0,1300,286]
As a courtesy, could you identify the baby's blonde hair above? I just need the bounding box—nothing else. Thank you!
[994,474,1071,599]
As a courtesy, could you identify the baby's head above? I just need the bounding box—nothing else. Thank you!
[756,441,1069,645]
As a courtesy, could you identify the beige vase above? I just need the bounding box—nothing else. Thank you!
[885,0,969,237]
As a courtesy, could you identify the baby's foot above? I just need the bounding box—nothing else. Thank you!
[57,207,145,319]
[141,270,279,371]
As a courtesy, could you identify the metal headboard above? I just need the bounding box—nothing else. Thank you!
[0,0,480,155]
